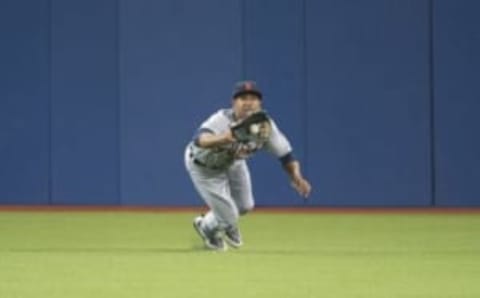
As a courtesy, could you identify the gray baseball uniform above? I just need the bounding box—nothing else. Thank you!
[184,108,293,232]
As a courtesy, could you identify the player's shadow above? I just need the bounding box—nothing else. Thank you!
[1,246,206,254]
[1,238,219,254]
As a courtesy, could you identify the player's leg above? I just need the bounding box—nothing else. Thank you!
[228,160,255,215]
[224,161,255,248]
[192,173,240,229]
[189,172,240,251]
[185,150,239,250]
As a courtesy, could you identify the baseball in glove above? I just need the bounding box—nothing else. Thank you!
[230,110,272,143]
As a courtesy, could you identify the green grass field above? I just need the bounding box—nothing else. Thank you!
[1,211,479,298]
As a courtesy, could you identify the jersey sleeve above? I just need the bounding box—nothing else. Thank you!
[199,110,228,135]
[264,118,293,158]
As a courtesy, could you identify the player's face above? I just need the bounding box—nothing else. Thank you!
[232,93,262,120]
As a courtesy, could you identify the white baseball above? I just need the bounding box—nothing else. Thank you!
[249,123,260,135]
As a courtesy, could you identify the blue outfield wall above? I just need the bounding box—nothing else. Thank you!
[0,0,50,204]
[50,0,119,204]
[0,0,479,206]
[433,0,480,206]
[119,0,242,206]
[305,0,432,206]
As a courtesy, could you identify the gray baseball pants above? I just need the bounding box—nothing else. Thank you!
[184,146,254,230]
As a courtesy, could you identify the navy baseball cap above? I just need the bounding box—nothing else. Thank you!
[232,80,263,99]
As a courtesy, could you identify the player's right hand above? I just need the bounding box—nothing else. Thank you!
[291,176,312,198]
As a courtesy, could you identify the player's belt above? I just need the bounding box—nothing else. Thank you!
[192,158,208,168]
[193,158,224,170]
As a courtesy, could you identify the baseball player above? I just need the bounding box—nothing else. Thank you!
[184,80,311,251]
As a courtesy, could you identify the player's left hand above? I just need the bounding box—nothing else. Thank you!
[291,176,311,198]
[230,110,271,143]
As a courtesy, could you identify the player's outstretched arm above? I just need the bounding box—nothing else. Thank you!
[196,131,236,148]
[283,160,312,198]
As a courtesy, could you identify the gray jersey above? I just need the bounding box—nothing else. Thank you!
[189,109,292,170]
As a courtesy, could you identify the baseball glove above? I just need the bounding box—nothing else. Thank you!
[230,110,272,143]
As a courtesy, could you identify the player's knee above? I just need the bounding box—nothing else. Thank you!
[239,201,254,215]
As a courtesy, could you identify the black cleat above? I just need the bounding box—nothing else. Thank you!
[224,226,243,248]
[193,216,227,251]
